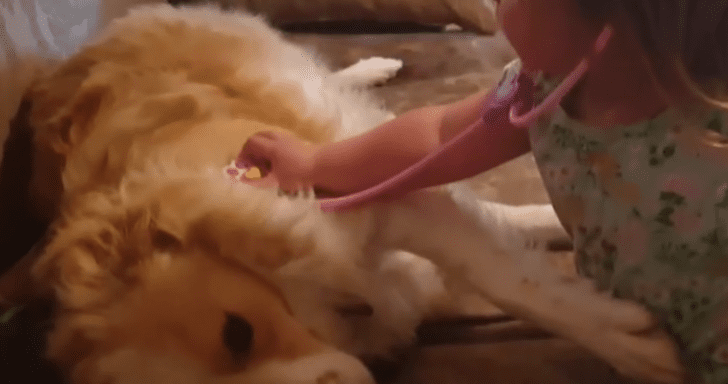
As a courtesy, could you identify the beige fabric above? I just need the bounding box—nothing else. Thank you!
[217,0,498,34]
[0,0,163,164]
[100,0,167,28]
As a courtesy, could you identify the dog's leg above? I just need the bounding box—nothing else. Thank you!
[368,189,626,326]
[466,198,569,252]
[330,57,403,88]
[366,188,684,384]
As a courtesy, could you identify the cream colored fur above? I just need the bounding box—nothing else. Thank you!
[13,3,682,384]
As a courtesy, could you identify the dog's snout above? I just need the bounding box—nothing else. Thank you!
[317,370,342,384]
[313,353,378,384]
[316,368,376,384]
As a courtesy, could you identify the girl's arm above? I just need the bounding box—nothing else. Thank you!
[313,89,531,196]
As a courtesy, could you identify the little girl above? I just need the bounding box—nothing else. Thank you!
[238,0,728,382]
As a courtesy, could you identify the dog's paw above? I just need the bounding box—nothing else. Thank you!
[355,57,404,82]
[335,57,403,87]
[551,313,682,383]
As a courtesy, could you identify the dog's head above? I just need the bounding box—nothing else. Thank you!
[31,167,377,383]
[43,252,375,384]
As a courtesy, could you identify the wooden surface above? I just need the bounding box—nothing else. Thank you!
[394,339,637,384]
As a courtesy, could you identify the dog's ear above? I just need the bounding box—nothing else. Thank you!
[23,56,105,211]
[0,66,105,304]
[0,57,105,305]
[30,82,106,159]
[29,190,189,311]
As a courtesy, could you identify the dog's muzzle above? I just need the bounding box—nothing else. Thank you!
[241,350,377,384]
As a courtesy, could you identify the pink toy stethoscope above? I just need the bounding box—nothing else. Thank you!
[236,25,614,212]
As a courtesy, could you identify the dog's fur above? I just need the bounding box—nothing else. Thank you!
[0,4,683,384]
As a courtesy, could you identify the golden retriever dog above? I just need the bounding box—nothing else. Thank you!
[0,3,684,384]
[1,4,470,382]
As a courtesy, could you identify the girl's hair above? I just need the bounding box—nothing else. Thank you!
[575,0,728,116]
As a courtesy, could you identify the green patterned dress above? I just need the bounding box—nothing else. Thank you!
[502,59,728,383]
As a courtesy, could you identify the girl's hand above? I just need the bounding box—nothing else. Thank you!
[591,321,684,384]
[566,288,685,384]
[236,131,319,193]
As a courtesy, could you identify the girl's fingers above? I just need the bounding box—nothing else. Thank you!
[237,134,277,172]
[591,294,657,332]
[252,131,279,139]
[238,171,279,188]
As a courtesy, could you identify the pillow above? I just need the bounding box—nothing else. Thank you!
[211,0,498,34]
[1,0,66,165]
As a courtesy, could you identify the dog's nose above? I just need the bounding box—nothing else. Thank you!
[244,350,377,384]
[311,353,377,384]
[316,370,342,384]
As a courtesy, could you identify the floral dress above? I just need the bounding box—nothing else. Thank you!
[499,59,728,383]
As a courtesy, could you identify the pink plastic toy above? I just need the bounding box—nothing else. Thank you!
[232,26,613,212]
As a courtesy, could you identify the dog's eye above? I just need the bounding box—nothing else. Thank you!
[223,313,254,356]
